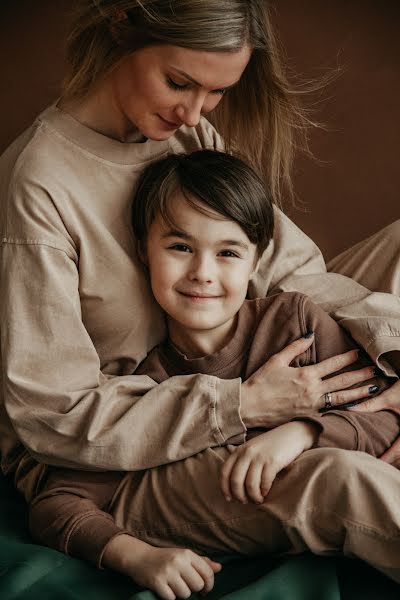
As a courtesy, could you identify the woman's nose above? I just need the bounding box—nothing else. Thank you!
[176,94,205,128]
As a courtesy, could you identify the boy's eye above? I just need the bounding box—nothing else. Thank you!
[219,250,240,258]
[169,243,192,253]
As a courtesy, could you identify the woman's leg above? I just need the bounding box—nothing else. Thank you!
[109,446,400,582]
[327,220,400,295]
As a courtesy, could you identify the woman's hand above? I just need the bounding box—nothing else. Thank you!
[347,377,400,468]
[220,422,318,504]
[241,335,376,428]
[103,534,222,599]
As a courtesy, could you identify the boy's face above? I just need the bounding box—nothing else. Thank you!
[144,192,259,353]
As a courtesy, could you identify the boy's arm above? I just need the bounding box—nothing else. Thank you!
[29,469,127,568]
[293,295,400,457]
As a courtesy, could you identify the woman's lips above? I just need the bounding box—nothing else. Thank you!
[158,115,181,129]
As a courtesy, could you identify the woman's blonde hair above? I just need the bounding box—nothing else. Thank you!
[63,0,312,202]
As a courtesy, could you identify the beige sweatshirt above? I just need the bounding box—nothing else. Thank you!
[1,104,400,501]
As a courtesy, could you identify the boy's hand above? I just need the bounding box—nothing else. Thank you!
[220,422,318,504]
[103,534,221,599]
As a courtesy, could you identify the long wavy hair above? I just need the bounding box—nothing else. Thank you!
[62,0,313,202]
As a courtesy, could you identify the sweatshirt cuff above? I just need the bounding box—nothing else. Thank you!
[367,335,400,378]
[64,511,128,569]
[293,413,358,451]
[213,377,246,445]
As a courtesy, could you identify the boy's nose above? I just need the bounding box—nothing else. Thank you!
[188,256,214,283]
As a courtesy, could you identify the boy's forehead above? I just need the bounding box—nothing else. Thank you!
[153,192,254,248]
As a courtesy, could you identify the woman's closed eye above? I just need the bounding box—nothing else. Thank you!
[166,77,226,96]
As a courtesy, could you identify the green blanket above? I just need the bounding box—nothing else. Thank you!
[1,474,398,599]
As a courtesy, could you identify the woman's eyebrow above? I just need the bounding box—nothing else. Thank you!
[170,67,239,90]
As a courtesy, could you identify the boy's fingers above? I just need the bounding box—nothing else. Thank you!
[381,439,400,469]
[192,557,218,593]
[268,335,314,367]
[203,557,222,572]
[229,458,251,504]
[220,454,236,501]
[260,465,275,497]
[170,577,192,599]
[244,462,264,504]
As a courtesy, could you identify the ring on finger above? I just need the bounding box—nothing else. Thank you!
[324,392,333,409]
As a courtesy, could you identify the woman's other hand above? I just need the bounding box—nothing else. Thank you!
[347,376,400,468]
[241,335,377,428]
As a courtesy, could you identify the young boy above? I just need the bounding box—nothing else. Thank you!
[29,151,399,599]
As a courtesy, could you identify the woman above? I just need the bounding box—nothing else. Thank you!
[1,0,400,594]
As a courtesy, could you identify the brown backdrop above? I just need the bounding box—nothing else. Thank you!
[1,0,398,260]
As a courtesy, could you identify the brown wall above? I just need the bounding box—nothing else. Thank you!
[1,0,398,260]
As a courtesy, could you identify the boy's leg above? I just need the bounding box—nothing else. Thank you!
[109,446,400,582]
[327,220,400,295]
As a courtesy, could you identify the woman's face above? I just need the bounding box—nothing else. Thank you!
[109,44,251,140]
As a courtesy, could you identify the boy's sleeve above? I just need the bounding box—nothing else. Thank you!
[293,295,400,457]
[29,468,129,569]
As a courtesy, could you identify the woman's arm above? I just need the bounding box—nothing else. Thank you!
[293,295,399,455]
[249,207,400,377]
[1,241,244,472]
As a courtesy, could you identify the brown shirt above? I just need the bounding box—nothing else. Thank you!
[30,293,399,567]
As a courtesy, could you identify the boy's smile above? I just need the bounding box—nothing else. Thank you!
[144,191,259,358]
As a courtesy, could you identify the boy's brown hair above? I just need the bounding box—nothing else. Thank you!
[132,150,274,258]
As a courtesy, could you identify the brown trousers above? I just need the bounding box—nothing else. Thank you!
[34,222,400,580]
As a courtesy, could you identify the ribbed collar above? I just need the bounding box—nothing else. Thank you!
[37,102,170,165]
[159,301,257,378]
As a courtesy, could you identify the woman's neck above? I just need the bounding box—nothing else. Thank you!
[58,82,144,143]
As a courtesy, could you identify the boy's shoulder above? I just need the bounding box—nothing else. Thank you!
[245,291,311,317]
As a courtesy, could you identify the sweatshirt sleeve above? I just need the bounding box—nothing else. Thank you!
[29,469,128,568]
[1,241,244,472]
[293,295,399,456]
[249,207,400,377]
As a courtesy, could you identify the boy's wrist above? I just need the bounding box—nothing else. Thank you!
[102,533,152,574]
[285,421,319,452]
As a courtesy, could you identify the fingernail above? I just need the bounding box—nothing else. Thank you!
[225,496,231,502]
[369,385,380,394]
[304,330,314,339]
[242,499,248,504]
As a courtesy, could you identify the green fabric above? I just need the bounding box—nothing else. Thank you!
[0,474,398,599]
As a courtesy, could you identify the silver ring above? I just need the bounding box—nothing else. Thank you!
[324,392,333,409]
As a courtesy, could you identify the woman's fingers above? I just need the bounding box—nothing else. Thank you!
[313,349,360,378]
[347,384,400,414]
[266,334,315,367]
[321,382,379,408]
[321,365,375,395]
